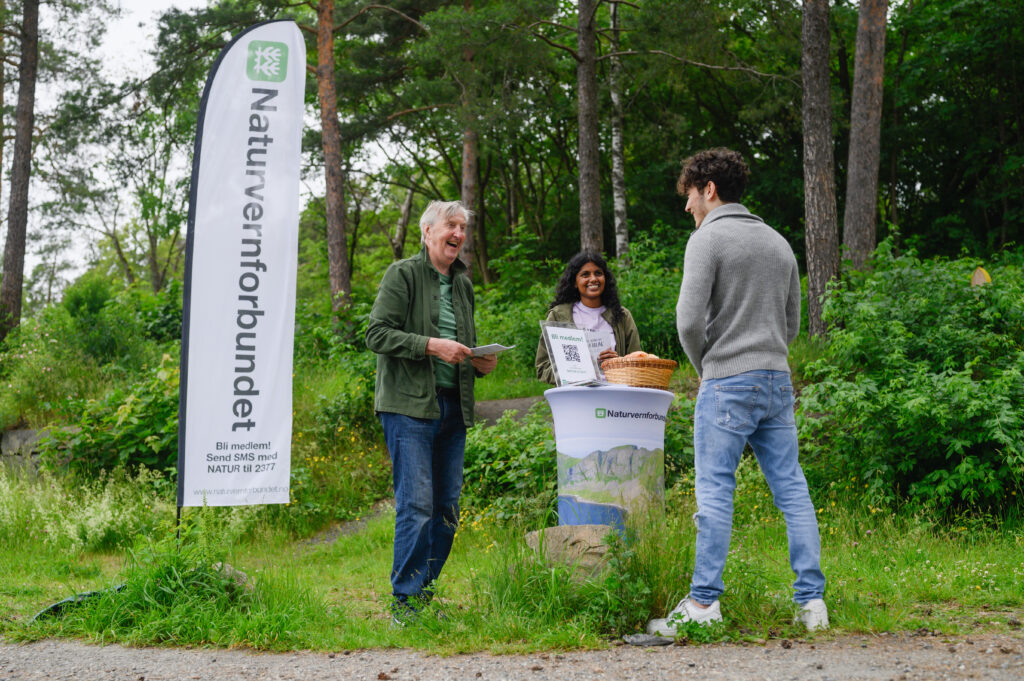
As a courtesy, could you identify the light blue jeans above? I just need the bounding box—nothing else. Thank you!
[689,370,825,605]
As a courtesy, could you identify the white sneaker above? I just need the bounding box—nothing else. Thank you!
[646,598,722,636]
[796,598,829,631]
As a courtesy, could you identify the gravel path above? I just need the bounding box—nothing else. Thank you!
[2,632,1022,681]
[474,397,543,426]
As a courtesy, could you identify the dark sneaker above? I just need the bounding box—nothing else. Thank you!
[390,599,418,628]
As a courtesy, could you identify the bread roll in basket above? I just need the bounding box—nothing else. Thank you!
[600,351,677,390]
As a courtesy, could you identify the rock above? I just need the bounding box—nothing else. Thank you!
[623,634,673,647]
[524,525,612,575]
[212,562,255,594]
[1,429,43,470]
[1,429,40,455]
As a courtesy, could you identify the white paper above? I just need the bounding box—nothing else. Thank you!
[470,343,516,356]
[585,329,614,357]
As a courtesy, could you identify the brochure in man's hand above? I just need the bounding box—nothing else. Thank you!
[470,343,515,357]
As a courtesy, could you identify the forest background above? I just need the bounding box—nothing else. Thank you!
[0,0,1022,649]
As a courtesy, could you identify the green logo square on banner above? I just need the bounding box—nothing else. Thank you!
[246,41,288,82]
[595,408,606,419]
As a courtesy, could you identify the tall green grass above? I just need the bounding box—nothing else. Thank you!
[0,466,173,553]
[23,510,337,650]
[4,461,1022,651]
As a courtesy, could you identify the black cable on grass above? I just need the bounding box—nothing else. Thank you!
[30,585,126,623]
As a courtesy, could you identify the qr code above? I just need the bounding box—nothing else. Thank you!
[562,344,581,363]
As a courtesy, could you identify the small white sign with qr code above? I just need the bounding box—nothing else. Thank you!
[540,323,598,385]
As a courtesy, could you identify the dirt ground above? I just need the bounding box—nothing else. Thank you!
[474,397,544,426]
[2,631,1023,681]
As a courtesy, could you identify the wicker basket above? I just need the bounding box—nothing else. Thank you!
[601,356,678,390]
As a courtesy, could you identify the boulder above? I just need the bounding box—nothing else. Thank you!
[524,524,614,575]
[1,429,42,471]
[1,429,40,456]
[213,561,255,594]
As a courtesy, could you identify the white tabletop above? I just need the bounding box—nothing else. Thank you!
[544,384,674,397]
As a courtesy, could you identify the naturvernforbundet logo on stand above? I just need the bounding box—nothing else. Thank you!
[594,406,666,422]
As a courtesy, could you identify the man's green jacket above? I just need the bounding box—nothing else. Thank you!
[365,247,478,426]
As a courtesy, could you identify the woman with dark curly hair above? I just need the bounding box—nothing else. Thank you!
[535,252,643,384]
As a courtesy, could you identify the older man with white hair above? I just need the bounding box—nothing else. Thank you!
[366,199,497,623]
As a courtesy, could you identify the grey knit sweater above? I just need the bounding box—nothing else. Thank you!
[675,203,800,379]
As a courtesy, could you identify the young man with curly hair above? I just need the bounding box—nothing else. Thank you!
[647,148,828,635]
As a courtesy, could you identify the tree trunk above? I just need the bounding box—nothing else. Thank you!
[843,0,888,271]
[147,230,162,292]
[577,0,602,253]
[44,251,56,306]
[475,154,491,283]
[0,0,5,234]
[0,0,39,341]
[317,0,352,313]
[508,148,519,234]
[460,125,478,278]
[110,232,136,286]
[459,0,478,278]
[887,4,912,229]
[347,184,360,277]
[609,1,628,259]
[391,186,414,261]
[801,0,840,338]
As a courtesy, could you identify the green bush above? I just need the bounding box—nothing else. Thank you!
[798,244,1024,515]
[298,351,379,444]
[485,227,564,303]
[282,354,392,532]
[62,273,152,366]
[293,298,375,365]
[462,406,558,524]
[133,279,183,343]
[475,232,557,380]
[62,271,114,321]
[38,355,180,475]
[616,227,688,361]
[0,310,106,427]
[0,278,170,428]
[664,393,695,487]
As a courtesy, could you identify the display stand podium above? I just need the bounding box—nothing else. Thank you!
[544,385,675,531]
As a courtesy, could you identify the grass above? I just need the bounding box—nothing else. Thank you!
[3,459,1023,652]
[2,334,1020,650]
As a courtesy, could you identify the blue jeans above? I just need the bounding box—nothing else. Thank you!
[690,370,825,605]
[379,393,466,606]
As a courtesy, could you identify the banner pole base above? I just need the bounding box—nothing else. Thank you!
[175,505,183,551]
